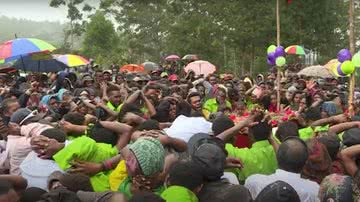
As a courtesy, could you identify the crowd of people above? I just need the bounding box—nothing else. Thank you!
[0,62,359,202]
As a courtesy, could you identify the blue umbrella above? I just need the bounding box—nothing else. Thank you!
[12,53,68,72]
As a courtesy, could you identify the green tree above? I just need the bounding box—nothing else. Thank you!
[82,11,125,67]
[50,0,93,50]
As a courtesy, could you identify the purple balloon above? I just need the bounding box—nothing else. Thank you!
[267,58,275,66]
[337,63,346,76]
[337,49,352,63]
[274,46,285,58]
[268,52,276,61]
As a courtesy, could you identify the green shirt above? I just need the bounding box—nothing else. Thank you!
[119,176,165,199]
[161,186,199,202]
[299,125,330,141]
[106,102,122,112]
[54,136,118,192]
[225,140,277,182]
[202,98,231,119]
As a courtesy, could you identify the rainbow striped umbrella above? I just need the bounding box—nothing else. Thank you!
[0,38,56,63]
[285,45,305,55]
[54,54,89,67]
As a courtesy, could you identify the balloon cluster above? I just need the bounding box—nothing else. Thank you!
[267,45,286,67]
[336,49,359,76]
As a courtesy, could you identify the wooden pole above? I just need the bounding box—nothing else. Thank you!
[349,0,355,115]
[276,0,281,111]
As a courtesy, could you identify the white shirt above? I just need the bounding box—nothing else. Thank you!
[164,115,212,142]
[20,151,63,191]
[245,169,319,202]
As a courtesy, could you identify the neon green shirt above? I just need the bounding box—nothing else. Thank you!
[161,186,198,202]
[225,140,277,182]
[54,136,118,192]
[299,125,330,141]
[202,98,231,119]
[106,102,122,112]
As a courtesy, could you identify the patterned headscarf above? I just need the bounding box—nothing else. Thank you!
[319,174,353,202]
[129,137,165,176]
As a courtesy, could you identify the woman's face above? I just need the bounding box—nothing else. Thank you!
[270,95,277,105]
[49,98,58,110]
[300,98,307,109]
[126,150,141,177]
[293,93,302,104]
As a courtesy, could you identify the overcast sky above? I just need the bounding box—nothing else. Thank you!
[0,0,99,22]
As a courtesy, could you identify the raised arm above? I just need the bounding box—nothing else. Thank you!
[329,121,360,134]
[99,121,133,150]
[125,90,141,104]
[140,91,156,117]
[217,116,257,142]
[340,145,360,176]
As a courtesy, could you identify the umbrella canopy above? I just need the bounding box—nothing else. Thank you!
[184,60,216,76]
[285,45,305,55]
[182,54,199,61]
[324,59,348,78]
[0,38,56,63]
[54,54,89,67]
[12,53,67,72]
[142,62,159,71]
[297,65,335,78]
[165,55,180,61]
[120,64,144,73]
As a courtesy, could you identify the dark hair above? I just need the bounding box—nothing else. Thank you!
[176,101,192,118]
[20,187,47,202]
[275,121,299,142]
[318,133,340,161]
[106,86,120,96]
[137,119,160,131]
[168,161,204,191]
[277,137,308,173]
[212,115,234,136]
[0,98,18,115]
[0,179,13,195]
[187,92,201,104]
[130,192,165,202]
[292,91,303,101]
[249,122,272,141]
[89,124,118,146]
[60,173,93,192]
[144,83,160,92]
[40,128,66,143]
[118,103,143,122]
[304,107,321,122]
[63,112,85,126]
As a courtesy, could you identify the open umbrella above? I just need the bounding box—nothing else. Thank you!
[182,54,199,61]
[120,64,144,73]
[285,45,305,55]
[297,65,335,78]
[184,60,216,76]
[12,53,67,72]
[0,38,56,63]
[165,55,180,61]
[54,54,89,67]
[142,62,159,71]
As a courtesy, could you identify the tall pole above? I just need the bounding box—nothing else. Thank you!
[349,0,355,115]
[276,0,281,111]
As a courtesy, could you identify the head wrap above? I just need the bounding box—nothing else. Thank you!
[129,137,165,176]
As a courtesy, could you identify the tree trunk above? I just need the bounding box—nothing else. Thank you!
[349,0,356,115]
